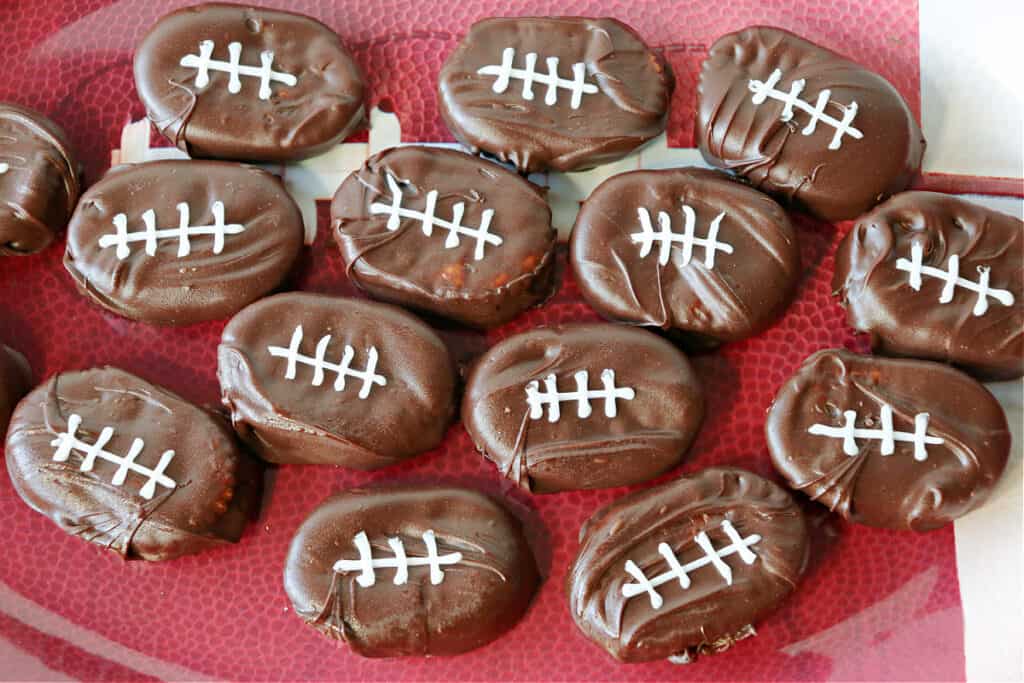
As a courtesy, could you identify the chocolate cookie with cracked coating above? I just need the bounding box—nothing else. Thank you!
[438,17,673,173]
[568,467,808,662]
[0,103,80,255]
[833,192,1023,380]
[284,485,540,657]
[0,344,31,434]
[5,367,263,561]
[218,293,456,468]
[134,3,365,162]
[697,26,925,221]
[571,167,800,345]
[766,349,1010,531]
[331,146,556,328]
[463,323,703,493]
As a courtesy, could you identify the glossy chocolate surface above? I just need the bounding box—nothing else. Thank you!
[0,344,31,434]
[697,26,925,222]
[331,146,556,328]
[766,349,1010,531]
[0,103,80,255]
[134,3,365,162]
[568,467,808,662]
[64,159,303,325]
[284,485,540,657]
[438,17,673,173]
[218,293,456,468]
[5,367,262,561]
[463,323,703,493]
[833,192,1023,380]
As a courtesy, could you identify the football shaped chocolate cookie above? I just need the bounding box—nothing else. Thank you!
[766,349,1010,531]
[284,485,540,657]
[5,367,262,561]
[834,192,1023,380]
[0,344,31,433]
[0,103,80,255]
[331,146,556,328]
[463,324,703,493]
[135,3,365,161]
[438,17,673,173]
[218,293,456,468]
[697,27,925,221]
[568,467,808,662]
[571,167,800,344]
[64,160,303,325]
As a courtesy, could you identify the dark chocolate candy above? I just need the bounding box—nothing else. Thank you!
[331,146,557,328]
[0,344,31,434]
[134,3,365,162]
[64,159,303,325]
[696,26,925,222]
[438,17,673,173]
[567,467,808,662]
[0,103,80,255]
[571,167,801,344]
[5,367,262,561]
[833,192,1023,380]
[463,323,703,493]
[766,349,1010,531]
[284,485,540,657]
[218,292,456,468]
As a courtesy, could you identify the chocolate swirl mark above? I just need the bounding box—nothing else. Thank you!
[333,530,464,587]
[477,47,599,109]
[525,369,635,423]
[747,68,863,150]
[631,203,733,268]
[179,40,297,100]
[896,242,1015,316]
[267,325,386,399]
[97,201,245,259]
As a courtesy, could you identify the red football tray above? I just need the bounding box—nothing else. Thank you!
[0,1,977,681]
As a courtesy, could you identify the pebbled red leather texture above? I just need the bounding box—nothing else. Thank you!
[0,1,966,681]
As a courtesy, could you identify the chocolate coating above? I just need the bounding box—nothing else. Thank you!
[463,323,703,493]
[833,192,1023,380]
[64,159,303,325]
[766,349,1010,531]
[0,345,31,434]
[571,167,800,344]
[218,293,456,468]
[438,17,673,173]
[697,26,925,222]
[134,3,365,162]
[0,103,80,255]
[331,146,556,328]
[568,467,808,662]
[5,367,262,561]
[284,485,540,657]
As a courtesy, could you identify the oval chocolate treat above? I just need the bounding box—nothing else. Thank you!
[0,103,80,255]
[697,26,925,222]
[571,167,800,344]
[834,192,1023,380]
[64,160,303,325]
[134,3,365,162]
[284,485,540,657]
[568,467,808,662]
[5,367,263,561]
[331,146,557,328]
[0,344,31,434]
[218,292,456,468]
[463,323,703,493]
[766,349,1010,531]
[438,17,673,174]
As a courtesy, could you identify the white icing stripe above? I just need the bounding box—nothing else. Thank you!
[808,403,944,462]
[333,530,463,587]
[266,325,386,399]
[631,203,733,268]
[477,47,598,109]
[747,68,863,150]
[49,414,176,500]
[622,520,761,610]
[525,368,635,423]
[97,201,244,259]
[895,241,1014,316]
[0,162,8,174]
[179,40,297,100]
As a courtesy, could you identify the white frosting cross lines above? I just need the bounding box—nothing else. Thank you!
[180,40,297,100]
[525,369,635,423]
[808,402,944,462]
[747,68,863,150]
[622,520,761,610]
[631,203,734,268]
[333,530,463,587]
[267,325,386,399]
[50,413,176,500]
[895,242,1014,316]
[370,172,502,261]
[98,201,244,259]
[477,47,599,109]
